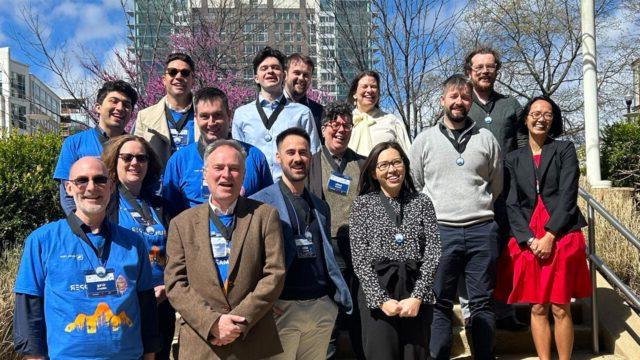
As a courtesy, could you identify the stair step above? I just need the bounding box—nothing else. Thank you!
[452,324,593,357]
[454,351,624,359]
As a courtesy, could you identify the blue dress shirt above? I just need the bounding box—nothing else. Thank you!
[231,94,321,179]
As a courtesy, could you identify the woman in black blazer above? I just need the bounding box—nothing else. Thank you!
[494,96,591,360]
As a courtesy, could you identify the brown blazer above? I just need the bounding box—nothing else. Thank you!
[165,197,285,359]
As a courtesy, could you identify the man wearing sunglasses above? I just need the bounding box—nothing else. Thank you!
[14,157,161,359]
[54,80,138,215]
[135,52,198,169]
[306,102,366,360]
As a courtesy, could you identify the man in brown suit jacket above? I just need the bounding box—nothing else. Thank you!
[165,139,285,359]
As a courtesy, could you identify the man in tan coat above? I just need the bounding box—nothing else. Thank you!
[134,52,199,169]
[165,139,285,359]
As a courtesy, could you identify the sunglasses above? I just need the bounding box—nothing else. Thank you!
[69,175,110,188]
[165,68,192,78]
[119,153,149,163]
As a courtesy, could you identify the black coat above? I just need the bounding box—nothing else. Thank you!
[504,139,587,245]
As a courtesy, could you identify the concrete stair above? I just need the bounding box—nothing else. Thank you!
[335,298,627,359]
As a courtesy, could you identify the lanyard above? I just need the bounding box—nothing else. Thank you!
[474,96,496,118]
[197,140,207,160]
[164,105,193,132]
[208,206,236,242]
[94,127,109,145]
[66,213,112,268]
[255,97,287,130]
[322,146,348,174]
[379,192,403,229]
[119,185,155,225]
[439,123,473,157]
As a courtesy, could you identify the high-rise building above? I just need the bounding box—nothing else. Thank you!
[0,47,61,136]
[60,98,92,138]
[128,0,374,99]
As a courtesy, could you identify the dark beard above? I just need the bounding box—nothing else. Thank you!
[444,107,467,123]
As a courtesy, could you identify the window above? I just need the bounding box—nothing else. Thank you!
[11,103,27,129]
[11,73,26,99]
[284,23,292,33]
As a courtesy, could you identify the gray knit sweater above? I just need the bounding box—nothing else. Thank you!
[409,120,503,227]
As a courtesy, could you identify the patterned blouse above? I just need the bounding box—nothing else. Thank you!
[349,191,441,309]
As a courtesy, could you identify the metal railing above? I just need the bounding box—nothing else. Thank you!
[579,187,640,354]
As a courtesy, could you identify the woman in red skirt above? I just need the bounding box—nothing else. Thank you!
[495,96,591,360]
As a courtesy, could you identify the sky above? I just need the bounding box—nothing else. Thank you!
[0,0,129,94]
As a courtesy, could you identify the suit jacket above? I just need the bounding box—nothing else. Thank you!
[250,181,353,313]
[306,147,366,199]
[165,197,285,360]
[133,95,200,169]
[505,139,587,245]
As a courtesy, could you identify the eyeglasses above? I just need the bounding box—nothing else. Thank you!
[376,159,404,172]
[165,68,192,78]
[325,121,353,131]
[68,175,110,189]
[471,64,497,73]
[119,153,149,163]
[529,112,553,121]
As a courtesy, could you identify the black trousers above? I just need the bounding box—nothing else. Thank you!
[327,270,365,360]
[157,299,176,360]
[358,286,432,360]
[430,221,498,360]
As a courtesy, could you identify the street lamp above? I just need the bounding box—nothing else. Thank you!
[625,92,633,114]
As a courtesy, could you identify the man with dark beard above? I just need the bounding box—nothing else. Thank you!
[284,53,324,142]
[251,127,352,359]
[409,75,503,360]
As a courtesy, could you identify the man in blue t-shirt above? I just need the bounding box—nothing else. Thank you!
[163,87,273,219]
[54,80,138,215]
[134,52,198,169]
[14,157,161,359]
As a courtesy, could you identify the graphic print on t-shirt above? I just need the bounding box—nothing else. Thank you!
[65,302,133,334]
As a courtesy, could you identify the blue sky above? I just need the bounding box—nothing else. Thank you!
[0,0,128,93]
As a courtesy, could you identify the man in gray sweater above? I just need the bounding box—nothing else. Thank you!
[410,74,502,360]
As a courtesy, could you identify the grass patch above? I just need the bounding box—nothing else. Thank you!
[0,246,22,360]
[579,178,640,295]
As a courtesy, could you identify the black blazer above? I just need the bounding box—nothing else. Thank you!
[504,139,587,245]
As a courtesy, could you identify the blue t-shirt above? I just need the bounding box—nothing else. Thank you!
[209,214,234,289]
[14,219,154,360]
[162,141,273,218]
[167,108,196,152]
[53,128,106,180]
[117,192,167,287]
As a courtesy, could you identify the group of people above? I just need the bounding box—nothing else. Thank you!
[13,45,592,360]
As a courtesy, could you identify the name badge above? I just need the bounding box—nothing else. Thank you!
[294,231,316,259]
[327,171,351,195]
[170,128,189,147]
[85,269,117,298]
[210,234,228,259]
[129,210,156,227]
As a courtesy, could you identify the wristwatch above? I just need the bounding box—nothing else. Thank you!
[527,237,535,246]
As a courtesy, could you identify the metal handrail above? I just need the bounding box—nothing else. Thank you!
[578,187,640,354]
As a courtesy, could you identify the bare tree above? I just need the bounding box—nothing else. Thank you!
[459,0,640,139]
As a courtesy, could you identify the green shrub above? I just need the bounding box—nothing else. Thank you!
[0,131,64,255]
[601,120,640,189]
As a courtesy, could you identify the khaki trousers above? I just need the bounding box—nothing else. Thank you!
[267,295,338,360]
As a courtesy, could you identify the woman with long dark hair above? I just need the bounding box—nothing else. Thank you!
[494,96,591,360]
[102,134,173,360]
[348,141,440,359]
[347,71,412,157]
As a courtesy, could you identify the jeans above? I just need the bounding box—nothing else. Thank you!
[430,221,499,360]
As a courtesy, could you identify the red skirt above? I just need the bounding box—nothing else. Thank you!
[494,196,592,304]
